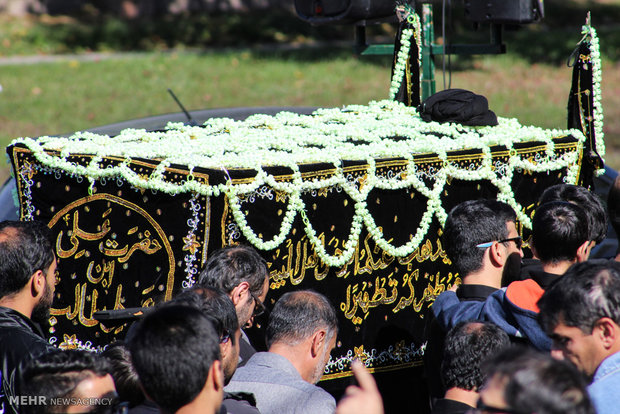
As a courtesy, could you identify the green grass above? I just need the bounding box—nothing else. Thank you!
[3,48,620,183]
[3,0,620,182]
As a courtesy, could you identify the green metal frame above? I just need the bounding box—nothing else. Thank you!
[356,4,506,101]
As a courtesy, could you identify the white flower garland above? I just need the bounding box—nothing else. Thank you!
[12,100,586,267]
[585,25,605,169]
[388,12,422,100]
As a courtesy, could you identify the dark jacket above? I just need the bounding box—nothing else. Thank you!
[432,271,562,351]
[0,306,55,414]
[222,391,261,414]
[423,284,498,401]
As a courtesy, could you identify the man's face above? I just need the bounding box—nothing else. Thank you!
[500,221,523,286]
[550,321,604,377]
[309,332,338,384]
[221,328,241,384]
[31,258,57,324]
[241,276,269,329]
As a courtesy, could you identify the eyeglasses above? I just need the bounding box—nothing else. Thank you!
[476,236,523,250]
[220,329,231,344]
[250,292,267,317]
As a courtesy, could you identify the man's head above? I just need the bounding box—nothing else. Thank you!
[197,245,269,328]
[441,321,510,392]
[442,199,521,285]
[267,290,338,384]
[479,346,594,414]
[538,260,620,378]
[539,184,607,245]
[101,342,145,408]
[167,286,240,384]
[532,201,590,265]
[21,349,117,414]
[129,304,223,414]
[0,220,56,323]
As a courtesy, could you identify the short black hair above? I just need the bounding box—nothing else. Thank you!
[532,201,589,263]
[266,290,338,349]
[167,286,239,345]
[441,321,509,391]
[442,200,517,275]
[538,260,620,334]
[482,346,594,414]
[20,349,112,414]
[198,245,268,296]
[101,343,144,408]
[539,184,607,244]
[0,220,55,298]
[129,304,221,413]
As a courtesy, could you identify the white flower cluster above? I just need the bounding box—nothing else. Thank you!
[585,24,605,169]
[12,100,586,267]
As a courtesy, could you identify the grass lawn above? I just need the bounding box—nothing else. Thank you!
[2,0,620,183]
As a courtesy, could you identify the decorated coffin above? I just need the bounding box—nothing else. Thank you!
[9,100,586,395]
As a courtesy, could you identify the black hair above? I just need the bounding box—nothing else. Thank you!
[538,260,620,334]
[129,304,221,413]
[266,290,338,349]
[20,349,112,414]
[441,321,510,391]
[101,343,144,408]
[0,220,55,298]
[197,245,268,296]
[532,201,589,263]
[442,199,517,275]
[482,346,594,414]
[539,184,607,244]
[167,286,239,345]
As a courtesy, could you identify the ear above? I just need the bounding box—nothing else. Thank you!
[29,270,46,299]
[488,242,504,267]
[530,244,539,260]
[576,240,592,262]
[229,281,250,306]
[310,330,326,358]
[593,318,619,349]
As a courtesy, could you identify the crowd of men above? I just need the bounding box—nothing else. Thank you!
[1,182,620,413]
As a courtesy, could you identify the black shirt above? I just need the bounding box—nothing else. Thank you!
[424,284,498,403]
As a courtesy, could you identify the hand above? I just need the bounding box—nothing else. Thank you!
[336,360,384,414]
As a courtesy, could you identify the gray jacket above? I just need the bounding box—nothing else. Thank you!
[225,352,336,414]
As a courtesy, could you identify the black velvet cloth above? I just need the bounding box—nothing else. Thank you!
[7,133,585,414]
[567,37,603,189]
[418,89,498,127]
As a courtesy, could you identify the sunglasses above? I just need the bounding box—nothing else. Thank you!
[250,292,267,317]
[476,236,523,250]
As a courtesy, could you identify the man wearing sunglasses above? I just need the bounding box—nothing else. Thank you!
[425,199,521,404]
[433,201,591,351]
[198,245,270,366]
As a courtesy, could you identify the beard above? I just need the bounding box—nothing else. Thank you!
[31,281,53,325]
[501,252,523,287]
[309,344,331,384]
